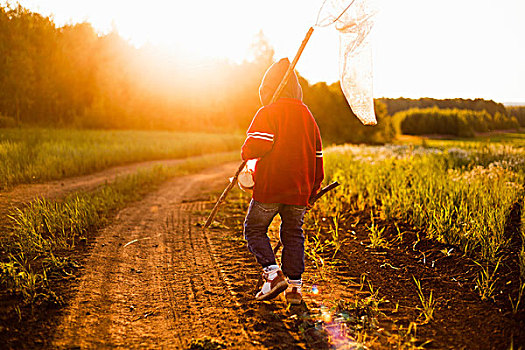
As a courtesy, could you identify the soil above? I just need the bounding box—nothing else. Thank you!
[1,159,524,349]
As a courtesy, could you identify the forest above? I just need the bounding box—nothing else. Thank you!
[0,4,522,143]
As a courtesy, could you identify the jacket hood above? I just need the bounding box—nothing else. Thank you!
[259,58,303,106]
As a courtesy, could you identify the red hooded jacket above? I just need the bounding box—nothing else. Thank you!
[241,58,324,206]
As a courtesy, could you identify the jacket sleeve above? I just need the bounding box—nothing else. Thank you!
[310,125,324,199]
[241,108,275,160]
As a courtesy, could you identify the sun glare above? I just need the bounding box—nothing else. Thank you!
[18,0,260,63]
[102,1,259,63]
[17,0,340,81]
[13,0,525,101]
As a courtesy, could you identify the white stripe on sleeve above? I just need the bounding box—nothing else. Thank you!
[248,135,274,142]
[248,132,274,140]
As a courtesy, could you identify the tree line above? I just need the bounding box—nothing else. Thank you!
[0,4,521,143]
[397,107,520,137]
[379,97,509,117]
[0,5,268,131]
[0,4,395,144]
[508,107,525,128]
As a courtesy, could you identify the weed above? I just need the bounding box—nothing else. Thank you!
[388,321,431,350]
[473,258,501,301]
[366,211,387,248]
[412,276,435,324]
[328,215,347,258]
[509,283,525,314]
[394,222,404,242]
[304,226,332,280]
[358,273,368,292]
[515,200,525,314]
[14,305,22,322]
[365,280,385,311]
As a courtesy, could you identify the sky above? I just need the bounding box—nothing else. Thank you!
[11,0,525,103]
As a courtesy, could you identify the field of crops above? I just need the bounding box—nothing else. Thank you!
[0,128,244,189]
[311,132,524,309]
[321,139,524,258]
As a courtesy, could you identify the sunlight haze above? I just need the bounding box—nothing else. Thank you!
[13,0,525,103]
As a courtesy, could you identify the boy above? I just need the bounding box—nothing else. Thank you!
[241,58,324,304]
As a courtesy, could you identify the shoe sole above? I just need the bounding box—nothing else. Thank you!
[255,280,288,301]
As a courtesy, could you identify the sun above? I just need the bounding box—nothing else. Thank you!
[107,2,257,63]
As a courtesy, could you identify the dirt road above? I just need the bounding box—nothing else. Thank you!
[1,159,321,349]
[38,161,316,349]
[0,157,194,227]
[42,162,254,348]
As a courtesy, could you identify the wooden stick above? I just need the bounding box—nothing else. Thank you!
[270,27,314,104]
[203,160,246,228]
[203,27,315,229]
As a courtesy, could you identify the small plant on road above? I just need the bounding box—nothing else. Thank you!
[304,226,331,280]
[509,283,525,315]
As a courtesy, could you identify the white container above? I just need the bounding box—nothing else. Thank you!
[238,159,257,192]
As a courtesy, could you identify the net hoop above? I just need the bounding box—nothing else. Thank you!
[315,0,357,27]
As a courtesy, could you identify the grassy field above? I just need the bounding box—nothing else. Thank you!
[396,131,525,149]
[313,132,525,301]
[2,128,524,347]
[0,128,244,190]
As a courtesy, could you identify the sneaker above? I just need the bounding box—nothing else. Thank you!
[255,268,288,301]
[285,280,302,305]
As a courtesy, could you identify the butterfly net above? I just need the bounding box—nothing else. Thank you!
[316,0,379,125]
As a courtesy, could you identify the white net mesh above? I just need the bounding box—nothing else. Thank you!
[316,0,379,126]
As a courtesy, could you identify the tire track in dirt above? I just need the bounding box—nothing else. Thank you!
[162,202,251,346]
[51,162,261,349]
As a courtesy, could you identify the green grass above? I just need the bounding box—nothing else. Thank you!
[0,127,244,189]
[0,152,237,308]
[314,140,524,263]
[413,276,435,324]
[519,195,525,305]
[521,205,525,281]
[304,136,524,311]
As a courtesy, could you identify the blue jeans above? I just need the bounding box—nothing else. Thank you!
[243,200,306,280]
